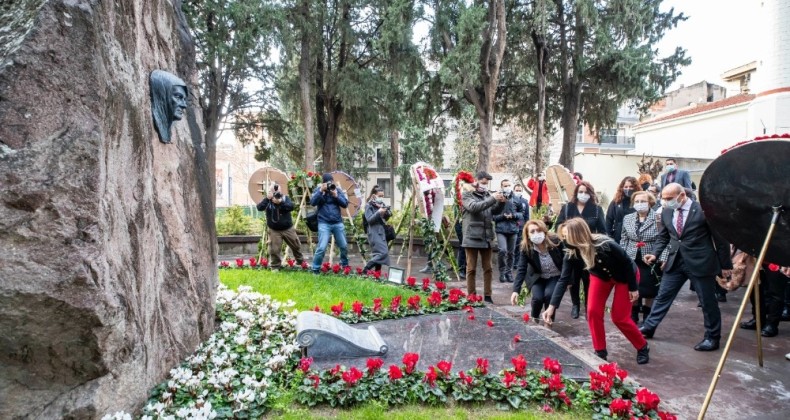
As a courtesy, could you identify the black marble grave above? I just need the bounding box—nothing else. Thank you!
[311,307,593,381]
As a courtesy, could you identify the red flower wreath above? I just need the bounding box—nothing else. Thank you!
[454,171,475,208]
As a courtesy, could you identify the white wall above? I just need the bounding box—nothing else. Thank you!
[631,104,750,159]
[573,154,644,205]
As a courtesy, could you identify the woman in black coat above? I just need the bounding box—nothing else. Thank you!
[511,220,564,323]
[605,176,640,243]
[554,181,606,319]
[543,218,649,365]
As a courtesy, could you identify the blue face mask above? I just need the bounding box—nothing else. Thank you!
[666,165,676,173]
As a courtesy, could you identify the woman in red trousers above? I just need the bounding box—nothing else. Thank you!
[542,218,649,364]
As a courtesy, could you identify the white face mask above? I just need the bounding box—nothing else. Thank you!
[662,196,681,210]
[502,187,512,194]
[577,193,590,203]
[530,232,546,245]
[513,191,522,198]
[538,176,546,181]
[477,183,489,192]
[633,202,650,213]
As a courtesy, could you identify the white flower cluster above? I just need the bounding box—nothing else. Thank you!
[120,285,301,419]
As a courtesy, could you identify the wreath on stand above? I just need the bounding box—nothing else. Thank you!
[411,163,448,282]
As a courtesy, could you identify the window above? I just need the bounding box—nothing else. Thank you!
[444,179,452,198]
[376,149,390,170]
[376,178,392,198]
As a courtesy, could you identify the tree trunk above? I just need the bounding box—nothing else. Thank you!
[322,100,341,171]
[389,129,399,206]
[476,111,493,174]
[299,0,314,171]
[532,29,547,174]
[558,81,581,170]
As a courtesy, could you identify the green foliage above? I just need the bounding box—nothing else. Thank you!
[216,206,265,235]
[181,0,281,144]
[417,217,451,284]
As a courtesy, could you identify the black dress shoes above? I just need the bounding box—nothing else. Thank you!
[571,305,580,319]
[716,293,727,303]
[782,306,790,321]
[484,296,494,304]
[594,349,608,361]
[761,324,779,337]
[740,319,757,330]
[694,338,720,351]
[639,325,655,339]
[636,344,650,364]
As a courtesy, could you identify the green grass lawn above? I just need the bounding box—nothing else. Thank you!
[220,269,410,311]
[272,401,589,419]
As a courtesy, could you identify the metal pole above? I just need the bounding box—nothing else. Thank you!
[698,205,782,419]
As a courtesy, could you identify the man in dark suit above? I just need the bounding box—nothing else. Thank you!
[640,183,733,351]
[660,158,692,189]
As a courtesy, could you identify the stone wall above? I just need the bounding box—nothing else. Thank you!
[0,1,217,417]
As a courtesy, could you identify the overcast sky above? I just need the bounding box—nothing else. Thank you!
[657,0,761,90]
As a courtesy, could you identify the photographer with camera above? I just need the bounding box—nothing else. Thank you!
[256,183,304,270]
[310,173,350,272]
[494,179,524,283]
[362,185,392,273]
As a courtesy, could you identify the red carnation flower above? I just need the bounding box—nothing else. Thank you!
[406,276,417,287]
[301,261,310,270]
[235,258,244,268]
[468,314,476,320]
[513,334,521,343]
[636,241,646,248]
[768,263,780,272]
[343,266,352,275]
[312,305,321,312]
[522,313,531,323]
[486,320,494,327]
[435,281,446,291]
[428,291,442,307]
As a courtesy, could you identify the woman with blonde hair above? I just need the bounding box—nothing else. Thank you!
[543,218,650,364]
[511,220,564,323]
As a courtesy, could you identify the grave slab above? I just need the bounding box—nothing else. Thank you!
[311,307,594,380]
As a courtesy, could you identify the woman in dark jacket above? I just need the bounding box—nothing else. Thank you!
[511,220,564,323]
[554,181,606,319]
[362,186,391,272]
[543,218,649,365]
[606,176,640,243]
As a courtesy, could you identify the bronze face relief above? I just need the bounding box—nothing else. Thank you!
[149,70,188,144]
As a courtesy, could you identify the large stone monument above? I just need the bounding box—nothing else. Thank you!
[0,1,217,418]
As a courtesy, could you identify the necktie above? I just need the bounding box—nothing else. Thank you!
[676,208,684,236]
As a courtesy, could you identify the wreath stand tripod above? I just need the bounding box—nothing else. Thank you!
[696,137,790,419]
[698,206,782,419]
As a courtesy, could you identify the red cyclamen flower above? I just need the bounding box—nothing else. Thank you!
[476,358,489,375]
[436,360,452,377]
[609,398,632,416]
[424,366,438,387]
[341,367,364,386]
[388,364,403,380]
[407,295,421,310]
[366,358,384,375]
[428,291,442,307]
[487,320,494,327]
[406,276,417,287]
[331,302,344,316]
[511,354,528,377]
[522,313,530,323]
[435,281,446,291]
[298,357,313,373]
[352,300,363,317]
[422,278,431,291]
[402,352,420,374]
[543,357,562,374]
[636,387,661,412]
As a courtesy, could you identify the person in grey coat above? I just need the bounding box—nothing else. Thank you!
[462,171,506,303]
[362,186,391,272]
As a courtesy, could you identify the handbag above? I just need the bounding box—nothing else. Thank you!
[304,206,319,233]
[384,224,397,242]
[717,248,756,291]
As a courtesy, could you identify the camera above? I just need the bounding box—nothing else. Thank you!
[273,184,282,199]
[326,182,337,192]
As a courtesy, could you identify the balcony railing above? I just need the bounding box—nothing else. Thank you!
[599,135,635,145]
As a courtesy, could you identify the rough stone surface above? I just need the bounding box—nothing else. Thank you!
[0,1,217,418]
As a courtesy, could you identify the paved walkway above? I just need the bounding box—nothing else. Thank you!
[224,250,790,418]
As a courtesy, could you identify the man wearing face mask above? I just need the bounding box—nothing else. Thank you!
[526,172,551,209]
[511,184,530,272]
[493,179,524,283]
[660,158,692,189]
[639,183,733,351]
[606,176,641,243]
[462,171,507,303]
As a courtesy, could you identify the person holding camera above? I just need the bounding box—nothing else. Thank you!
[462,171,507,304]
[256,184,304,270]
[362,185,391,273]
[310,173,350,272]
[494,179,524,283]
